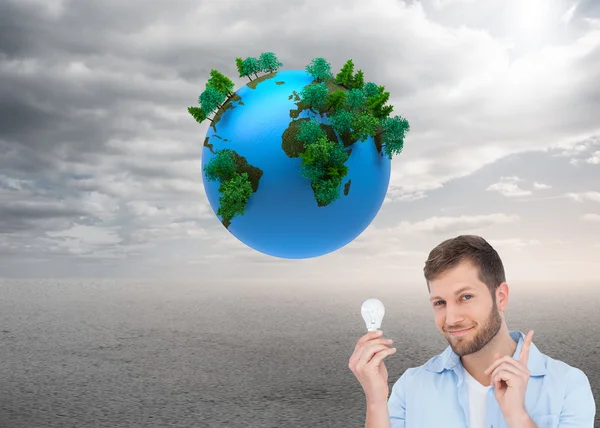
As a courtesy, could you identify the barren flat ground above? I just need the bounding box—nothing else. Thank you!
[1,279,598,428]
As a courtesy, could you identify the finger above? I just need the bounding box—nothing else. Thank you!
[492,369,519,387]
[492,370,505,390]
[484,355,514,375]
[357,343,394,367]
[490,362,527,383]
[357,342,395,366]
[518,330,534,363]
[365,347,397,369]
[354,330,383,352]
[352,331,382,359]
[351,337,393,361]
[484,354,529,376]
[350,338,394,370]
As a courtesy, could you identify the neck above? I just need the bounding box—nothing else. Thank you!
[460,324,516,386]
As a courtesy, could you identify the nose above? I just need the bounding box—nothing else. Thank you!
[444,303,465,328]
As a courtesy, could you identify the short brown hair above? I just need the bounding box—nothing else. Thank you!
[423,235,505,298]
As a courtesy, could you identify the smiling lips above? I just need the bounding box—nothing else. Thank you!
[447,327,474,336]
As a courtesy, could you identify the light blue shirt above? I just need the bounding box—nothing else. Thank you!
[387,330,595,427]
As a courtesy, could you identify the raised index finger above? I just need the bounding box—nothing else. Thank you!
[518,330,534,363]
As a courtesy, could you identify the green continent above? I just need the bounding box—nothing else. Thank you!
[344,179,351,196]
[279,57,414,206]
[302,136,350,207]
[282,118,338,158]
[281,116,351,206]
[203,148,263,228]
[289,90,307,119]
[211,93,243,132]
[282,74,358,205]
[247,72,277,90]
[203,137,213,153]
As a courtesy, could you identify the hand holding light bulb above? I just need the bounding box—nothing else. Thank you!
[348,298,396,406]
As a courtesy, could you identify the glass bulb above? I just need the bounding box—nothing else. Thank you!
[361,298,385,331]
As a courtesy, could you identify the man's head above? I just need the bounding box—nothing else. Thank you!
[424,235,508,357]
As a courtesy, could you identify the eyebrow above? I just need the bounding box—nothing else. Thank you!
[430,286,474,301]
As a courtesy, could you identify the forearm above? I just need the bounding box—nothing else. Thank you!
[365,400,391,428]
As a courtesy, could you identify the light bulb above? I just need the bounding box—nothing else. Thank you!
[361,298,385,331]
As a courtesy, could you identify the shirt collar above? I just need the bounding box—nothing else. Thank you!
[424,330,547,376]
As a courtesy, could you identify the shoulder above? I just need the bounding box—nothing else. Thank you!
[390,350,450,389]
[387,350,457,412]
[533,349,596,420]
[539,351,592,389]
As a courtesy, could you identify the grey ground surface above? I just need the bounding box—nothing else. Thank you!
[1,279,598,427]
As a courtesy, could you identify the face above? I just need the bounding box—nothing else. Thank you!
[428,260,505,356]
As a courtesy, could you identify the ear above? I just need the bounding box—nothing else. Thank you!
[495,282,509,311]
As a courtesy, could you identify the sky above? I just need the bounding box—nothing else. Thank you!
[0,0,599,284]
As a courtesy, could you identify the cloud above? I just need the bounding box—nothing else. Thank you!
[553,136,600,165]
[560,2,579,26]
[565,191,600,202]
[385,213,520,235]
[586,150,600,163]
[0,0,598,279]
[43,224,122,256]
[532,181,552,189]
[581,213,600,221]
[431,0,476,10]
[486,176,532,197]
[128,221,208,243]
[487,238,542,251]
[315,213,521,265]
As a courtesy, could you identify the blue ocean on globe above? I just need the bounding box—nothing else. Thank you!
[201,69,391,258]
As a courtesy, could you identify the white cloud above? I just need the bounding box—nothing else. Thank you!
[565,191,600,202]
[560,2,578,26]
[583,18,600,29]
[128,221,208,243]
[554,136,600,165]
[126,200,212,223]
[390,213,519,234]
[586,151,600,164]
[581,213,600,222]
[327,213,520,264]
[486,176,532,197]
[431,0,475,10]
[0,175,34,191]
[46,224,121,245]
[41,224,123,256]
[488,238,542,251]
[533,181,551,190]
[78,191,120,221]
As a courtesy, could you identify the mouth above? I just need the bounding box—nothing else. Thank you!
[446,327,473,336]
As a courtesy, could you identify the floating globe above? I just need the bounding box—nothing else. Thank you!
[194,57,409,259]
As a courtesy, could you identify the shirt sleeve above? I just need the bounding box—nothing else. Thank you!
[558,367,596,427]
[388,369,411,428]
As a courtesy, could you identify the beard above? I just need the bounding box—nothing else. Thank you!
[443,301,502,357]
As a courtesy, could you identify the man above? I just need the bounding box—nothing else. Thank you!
[349,235,596,428]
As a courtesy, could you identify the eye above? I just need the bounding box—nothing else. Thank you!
[462,294,473,301]
[433,300,445,307]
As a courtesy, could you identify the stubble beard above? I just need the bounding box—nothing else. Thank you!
[445,301,503,357]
